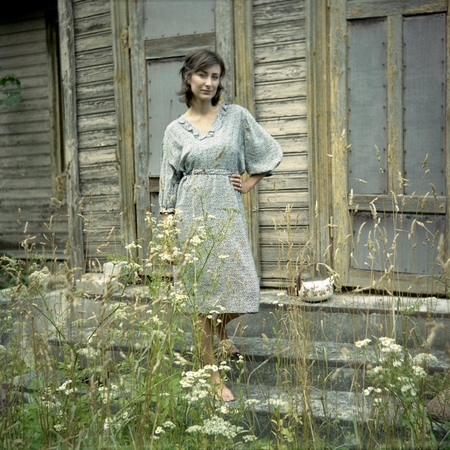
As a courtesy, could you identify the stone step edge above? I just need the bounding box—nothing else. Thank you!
[46,334,450,373]
[192,335,450,373]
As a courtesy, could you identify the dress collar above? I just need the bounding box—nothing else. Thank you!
[177,103,228,140]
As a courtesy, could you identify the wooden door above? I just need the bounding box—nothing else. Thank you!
[329,0,449,294]
[130,0,234,258]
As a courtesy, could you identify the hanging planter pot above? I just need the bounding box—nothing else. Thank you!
[295,263,334,302]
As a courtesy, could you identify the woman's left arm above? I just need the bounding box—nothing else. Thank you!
[230,173,265,194]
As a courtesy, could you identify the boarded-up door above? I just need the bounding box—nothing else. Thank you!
[329,0,449,295]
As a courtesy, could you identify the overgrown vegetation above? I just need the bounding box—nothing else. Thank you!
[0,154,449,448]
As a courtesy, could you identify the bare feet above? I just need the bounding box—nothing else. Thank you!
[214,381,235,402]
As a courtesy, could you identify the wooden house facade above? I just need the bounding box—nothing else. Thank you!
[0,0,448,295]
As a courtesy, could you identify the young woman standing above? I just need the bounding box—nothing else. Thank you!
[159,50,282,401]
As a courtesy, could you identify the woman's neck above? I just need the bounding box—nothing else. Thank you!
[186,98,218,118]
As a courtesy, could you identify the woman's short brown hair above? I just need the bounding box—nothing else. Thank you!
[178,49,226,107]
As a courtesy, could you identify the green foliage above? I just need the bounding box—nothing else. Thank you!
[0,254,26,289]
[0,210,265,449]
[0,72,22,107]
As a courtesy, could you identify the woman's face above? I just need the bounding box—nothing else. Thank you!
[188,64,221,103]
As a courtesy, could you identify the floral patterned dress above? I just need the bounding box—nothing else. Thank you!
[159,104,283,314]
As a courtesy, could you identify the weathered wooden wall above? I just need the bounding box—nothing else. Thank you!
[253,0,308,287]
[73,0,120,267]
[0,5,68,258]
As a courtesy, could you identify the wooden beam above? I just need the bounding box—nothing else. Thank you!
[45,8,64,202]
[234,0,260,276]
[128,0,150,261]
[145,33,215,60]
[306,0,331,265]
[347,0,447,19]
[215,0,234,104]
[111,0,137,248]
[348,195,446,214]
[329,0,352,283]
[445,0,450,294]
[57,0,84,280]
[386,15,403,195]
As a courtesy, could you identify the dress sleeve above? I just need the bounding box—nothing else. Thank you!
[242,107,283,176]
[159,129,183,214]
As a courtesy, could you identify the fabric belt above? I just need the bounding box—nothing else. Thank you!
[182,169,233,177]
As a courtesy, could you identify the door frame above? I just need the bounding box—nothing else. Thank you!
[128,0,261,272]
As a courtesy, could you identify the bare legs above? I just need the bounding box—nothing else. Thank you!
[196,314,240,402]
[215,313,242,355]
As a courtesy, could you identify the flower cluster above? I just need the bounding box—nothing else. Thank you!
[358,337,431,413]
[98,384,119,405]
[355,338,371,348]
[179,364,231,403]
[186,415,244,439]
[56,380,75,396]
[152,420,177,440]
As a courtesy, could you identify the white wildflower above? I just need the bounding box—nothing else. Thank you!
[268,398,288,409]
[379,337,396,347]
[155,426,165,435]
[370,366,383,374]
[245,399,261,407]
[103,418,111,431]
[412,365,427,378]
[413,353,438,366]
[355,338,371,348]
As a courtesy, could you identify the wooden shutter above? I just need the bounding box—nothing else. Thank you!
[328,0,449,294]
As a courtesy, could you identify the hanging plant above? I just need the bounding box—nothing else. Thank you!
[0,71,22,107]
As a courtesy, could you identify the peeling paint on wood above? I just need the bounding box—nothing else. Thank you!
[347,0,447,19]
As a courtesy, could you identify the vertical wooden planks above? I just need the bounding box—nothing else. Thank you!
[235,0,261,276]
[111,0,136,247]
[129,0,149,258]
[215,0,234,104]
[329,0,351,283]
[386,15,403,195]
[306,0,331,265]
[58,0,84,277]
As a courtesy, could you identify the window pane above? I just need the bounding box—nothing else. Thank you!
[403,14,446,196]
[348,18,388,195]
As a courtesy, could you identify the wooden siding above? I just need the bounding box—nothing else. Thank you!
[253,0,308,287]
[73,0,120,262]
[0,7,68,258]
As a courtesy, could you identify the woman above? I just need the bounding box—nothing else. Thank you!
[159,49,282,401]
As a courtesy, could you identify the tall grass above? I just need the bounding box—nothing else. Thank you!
[1,162,449,448]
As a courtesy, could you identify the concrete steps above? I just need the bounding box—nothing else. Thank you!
[2,283,450,446]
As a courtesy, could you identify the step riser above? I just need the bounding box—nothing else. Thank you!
[231,308,450,351]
